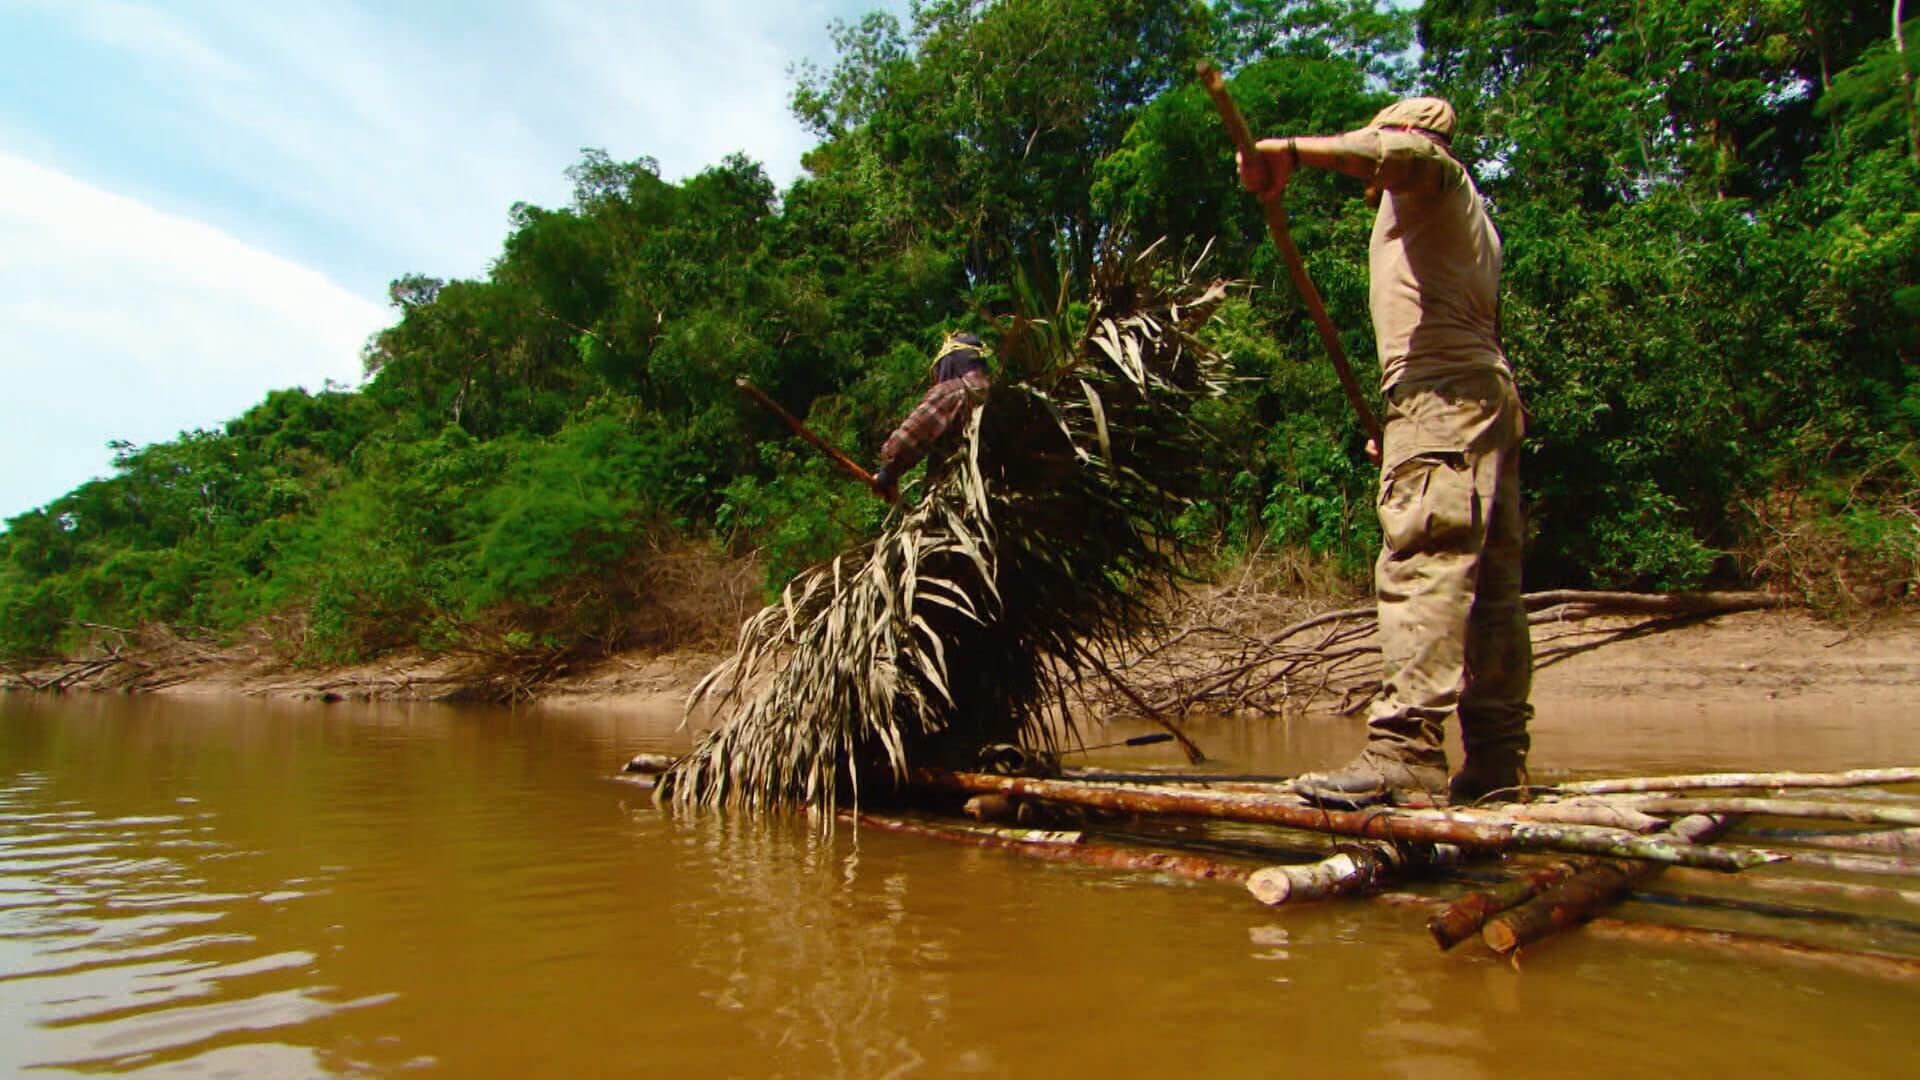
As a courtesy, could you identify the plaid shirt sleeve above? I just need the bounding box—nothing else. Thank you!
[880,370,990,475]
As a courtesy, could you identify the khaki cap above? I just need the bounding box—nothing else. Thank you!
[1369,97,1457,140]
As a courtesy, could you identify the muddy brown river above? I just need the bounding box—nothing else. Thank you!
[2,691,1915,1077]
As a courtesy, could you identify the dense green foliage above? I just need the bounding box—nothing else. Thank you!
[3,0,1915,663]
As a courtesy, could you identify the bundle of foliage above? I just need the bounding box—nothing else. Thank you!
[661,242,1230,813]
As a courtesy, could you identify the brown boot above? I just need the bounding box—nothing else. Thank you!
[1446,749,1529,806]
[1292,746,1447,808]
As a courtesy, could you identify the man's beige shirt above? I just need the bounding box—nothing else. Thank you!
[1350,129,1510,389]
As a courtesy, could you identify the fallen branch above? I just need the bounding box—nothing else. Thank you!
[1093,589,1793,720]
[1522,590,1785,619]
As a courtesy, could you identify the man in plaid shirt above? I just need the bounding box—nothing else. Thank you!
[872,333,992,502]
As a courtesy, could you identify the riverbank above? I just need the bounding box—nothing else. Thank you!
[7,603,1919,719]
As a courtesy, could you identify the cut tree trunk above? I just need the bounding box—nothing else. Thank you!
[1378,892,1920,982]
[1427,859,1586,950]
[1481,815,1727,956]
[1247,843,1403,906]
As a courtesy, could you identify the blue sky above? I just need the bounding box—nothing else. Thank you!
[0,0,904,521]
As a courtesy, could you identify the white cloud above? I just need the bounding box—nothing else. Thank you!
[0,152,387,519]
[0,2,901,522]
[67,0,249,84]
[20,2,889,293]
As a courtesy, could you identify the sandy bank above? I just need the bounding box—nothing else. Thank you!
[7,607,1918,717]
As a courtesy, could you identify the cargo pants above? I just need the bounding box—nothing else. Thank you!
[1366,368,1533,772]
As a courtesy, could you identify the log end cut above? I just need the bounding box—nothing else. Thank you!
[1247,853,1363,907]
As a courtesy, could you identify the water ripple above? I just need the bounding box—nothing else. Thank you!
[0,772,369,1075]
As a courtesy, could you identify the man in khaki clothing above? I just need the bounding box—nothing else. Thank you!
[1238,97,1532,806]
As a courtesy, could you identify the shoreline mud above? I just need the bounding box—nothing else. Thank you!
[5,607,1918,716]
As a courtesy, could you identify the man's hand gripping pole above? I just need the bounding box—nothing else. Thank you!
[1195,61,1382,445]
[734,377,890,498]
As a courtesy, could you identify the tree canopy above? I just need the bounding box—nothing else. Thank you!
[3,0,1914,664]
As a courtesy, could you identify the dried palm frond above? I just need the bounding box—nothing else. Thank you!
[661,239,1233,816]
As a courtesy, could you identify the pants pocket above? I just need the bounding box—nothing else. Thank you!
[1378,453,1478,556]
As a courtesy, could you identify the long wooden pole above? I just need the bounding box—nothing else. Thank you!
[1761,848,1920,877]
[913,770,1782,871]
[1555,766,1920,796]
[1740,826,1920,855]
[1082,651,1207,764]
[851,813,1254,884]
[734,376,882,492]
[1661,866,1920,908]
[1602,795,1920,827]
[1195,61,1381,444]
[1579,919,1920,981]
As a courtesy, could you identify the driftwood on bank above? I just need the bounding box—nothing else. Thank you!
[1088,589,1787,722]
[3,624,264,695]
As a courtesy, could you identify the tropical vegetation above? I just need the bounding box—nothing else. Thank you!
[3,0,1915,669]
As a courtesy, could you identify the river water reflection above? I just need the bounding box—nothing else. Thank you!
[1,692,1914,1077]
